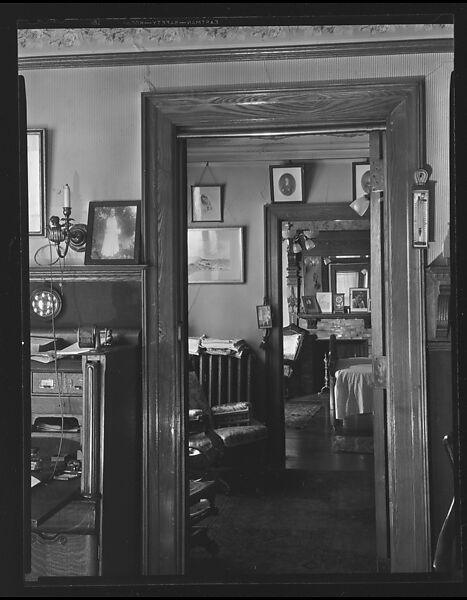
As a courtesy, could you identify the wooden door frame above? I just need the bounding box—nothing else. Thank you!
[142,77,430,575]
[264,202,371,468]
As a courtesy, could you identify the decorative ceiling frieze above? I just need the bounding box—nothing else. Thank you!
[17,24,452,53]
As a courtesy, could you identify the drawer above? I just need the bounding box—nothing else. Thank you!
[32,372,83,396]
[31,396,82,421]
[30,532,98,578]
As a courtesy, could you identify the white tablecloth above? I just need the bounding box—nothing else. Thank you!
[334,357,373,420]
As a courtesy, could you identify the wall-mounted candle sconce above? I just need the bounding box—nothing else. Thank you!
[47,184,87,258]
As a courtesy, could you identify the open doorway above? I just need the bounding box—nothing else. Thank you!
[185,132,379,575]
[143,79,432,576]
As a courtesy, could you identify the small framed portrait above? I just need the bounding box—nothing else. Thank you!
[352,161,371,199]
[350,288,370,312]
[85,201,141,265]
[302,295,320,314]
[269,165,305,203]
[333,293,345,313]
[256,304,272,329]
[191,185,223,222]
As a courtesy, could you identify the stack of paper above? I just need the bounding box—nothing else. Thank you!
[199,337,248,357]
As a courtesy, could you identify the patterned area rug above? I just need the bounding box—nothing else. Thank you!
[284,399,322,429]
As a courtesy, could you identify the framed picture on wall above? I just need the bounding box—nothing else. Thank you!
[84,201,141,265]
[350,288,370,312]
[269,164,305,203]
[352,160,370,200]
[191,185,223,222]
[27,129,46,236]
[256,304,272,329]
[188,226,245,283]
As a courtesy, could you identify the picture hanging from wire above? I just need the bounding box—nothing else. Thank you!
[191,185,223,222]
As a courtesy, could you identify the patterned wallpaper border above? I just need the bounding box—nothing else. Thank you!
[18,24,452,53]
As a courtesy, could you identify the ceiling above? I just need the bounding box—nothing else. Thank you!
[187,132,369,164]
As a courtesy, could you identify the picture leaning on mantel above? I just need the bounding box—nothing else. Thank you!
[187,226,245,284]
[27,129,46,236]
[84,201,141,265]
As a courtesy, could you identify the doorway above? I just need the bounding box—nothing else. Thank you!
[185,132,378,575]
[142,78,430,575]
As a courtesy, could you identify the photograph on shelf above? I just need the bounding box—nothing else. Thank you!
[349,287,370,312]
[302,295,321,314]
[269,164,305,203]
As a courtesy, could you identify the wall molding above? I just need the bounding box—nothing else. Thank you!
[18,38,453,71]
[29,265,146,282]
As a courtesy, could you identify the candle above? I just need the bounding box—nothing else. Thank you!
[63,184,71,208]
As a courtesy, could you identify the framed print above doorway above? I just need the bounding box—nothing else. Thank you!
[269,165,305,203]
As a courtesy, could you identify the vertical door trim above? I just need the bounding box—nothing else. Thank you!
[385,85,431,572]
[142,95,187,575]
[369,130,390,571]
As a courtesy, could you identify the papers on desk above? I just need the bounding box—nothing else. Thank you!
[56,342,91,356]
[31,351,58,364]
[31,341,92,363]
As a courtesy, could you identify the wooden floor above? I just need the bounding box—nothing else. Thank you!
[285,394,374,473]
[189,393,377,576]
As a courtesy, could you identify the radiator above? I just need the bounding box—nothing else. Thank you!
[190,352,254,407]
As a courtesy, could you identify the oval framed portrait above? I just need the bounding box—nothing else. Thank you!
[269,164,305,203]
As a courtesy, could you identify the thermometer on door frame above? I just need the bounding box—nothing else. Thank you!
[412,168,431,249]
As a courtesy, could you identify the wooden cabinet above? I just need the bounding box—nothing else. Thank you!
[29,340,141,579]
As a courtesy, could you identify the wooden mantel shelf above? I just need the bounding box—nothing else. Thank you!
[30,264,148,282]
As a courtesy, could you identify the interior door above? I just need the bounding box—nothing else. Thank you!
[369,130,390,572]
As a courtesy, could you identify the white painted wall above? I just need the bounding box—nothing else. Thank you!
[22,51,453,268]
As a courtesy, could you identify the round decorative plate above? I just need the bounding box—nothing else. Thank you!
[30,288,63,319]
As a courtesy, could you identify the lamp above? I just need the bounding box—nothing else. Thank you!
[350,169,371,216]
[282,225,317,254]
[47,185,87,258]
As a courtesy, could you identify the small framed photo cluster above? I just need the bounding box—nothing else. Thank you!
[311,290,370,314]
